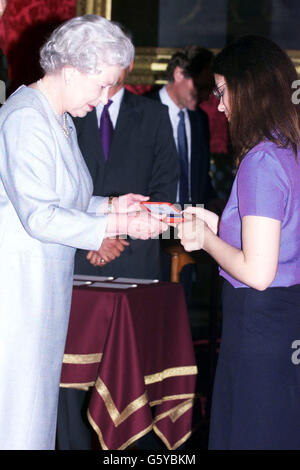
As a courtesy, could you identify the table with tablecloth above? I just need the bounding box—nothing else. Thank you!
[60,281,199,450]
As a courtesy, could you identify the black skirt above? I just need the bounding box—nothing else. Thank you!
[209,280,300,450]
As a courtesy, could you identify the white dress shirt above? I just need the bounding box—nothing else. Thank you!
[159,86,191,202]
[96,87,125,129]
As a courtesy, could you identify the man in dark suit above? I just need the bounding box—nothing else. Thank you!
[146,46,219,209]
[73,63,179,280]
[146,46,223,297]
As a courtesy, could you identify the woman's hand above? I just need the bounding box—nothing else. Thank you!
[86,237,129,266]
[112,194,149,213]
[112,211,168,240]
[183,206,219,235]
[105,211,168,239]
[177,206,219,252]
[127,212,168,239]
[177,213,207,252]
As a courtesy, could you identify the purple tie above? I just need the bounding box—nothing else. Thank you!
[99,99,113,160]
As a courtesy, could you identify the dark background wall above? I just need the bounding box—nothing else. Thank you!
[1,0,300,92]
[112,0,160,46]
[111,0,300,49]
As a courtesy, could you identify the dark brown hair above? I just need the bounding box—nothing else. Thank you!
[166,45,213,82]
[213,35,300,164]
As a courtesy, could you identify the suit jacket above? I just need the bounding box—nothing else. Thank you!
[147,89,217,205]
[73,89,179,279]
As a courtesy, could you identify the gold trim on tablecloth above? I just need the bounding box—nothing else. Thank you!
[150,393,196,407]
[144,365,197,385]
[153,424,192,451]
[88,401,195,451]
[154,398,194,424]
[91,380,200,450]
[95,377,149,426]
[63,353,103,364]
[60,364,197,388]
[60,381,95,390]
[87,409,153,450]
[117,424,153,450]
[87,409,109,450]
[60,364,199,448]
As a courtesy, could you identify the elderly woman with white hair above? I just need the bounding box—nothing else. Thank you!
[0,15,168,450]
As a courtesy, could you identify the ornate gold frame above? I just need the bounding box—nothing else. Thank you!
[76,1,300,84]
[288,50,300,76]
[76,0,112,19]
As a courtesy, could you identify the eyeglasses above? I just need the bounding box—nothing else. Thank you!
[213,83,226,100]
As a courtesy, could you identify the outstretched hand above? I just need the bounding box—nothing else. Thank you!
[126,211,168,239]
[113,194,149,213]
[104,207,169,240]
[177,213,206,252]
[183,206,219,235]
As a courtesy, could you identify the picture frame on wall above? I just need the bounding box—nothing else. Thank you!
[75,0,174,84]
[75,0,300,84]
[76,0,112,18]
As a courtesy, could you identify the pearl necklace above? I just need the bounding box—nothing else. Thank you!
[37,79,70,139]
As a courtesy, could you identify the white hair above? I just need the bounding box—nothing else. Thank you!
[40,15,135,74]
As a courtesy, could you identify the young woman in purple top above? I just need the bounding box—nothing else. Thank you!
[178,35,300,449]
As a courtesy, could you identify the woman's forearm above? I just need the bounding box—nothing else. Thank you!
[204,230,275,291]
[204,231,250,284]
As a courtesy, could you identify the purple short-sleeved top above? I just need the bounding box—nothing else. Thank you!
[219,140,300,288]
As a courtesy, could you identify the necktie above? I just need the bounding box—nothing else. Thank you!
[99,99,113,160]
[177,110,189,206]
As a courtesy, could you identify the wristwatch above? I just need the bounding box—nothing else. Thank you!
[107,195,114,213]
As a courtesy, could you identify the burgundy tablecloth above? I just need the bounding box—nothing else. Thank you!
[60,282,198,450]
